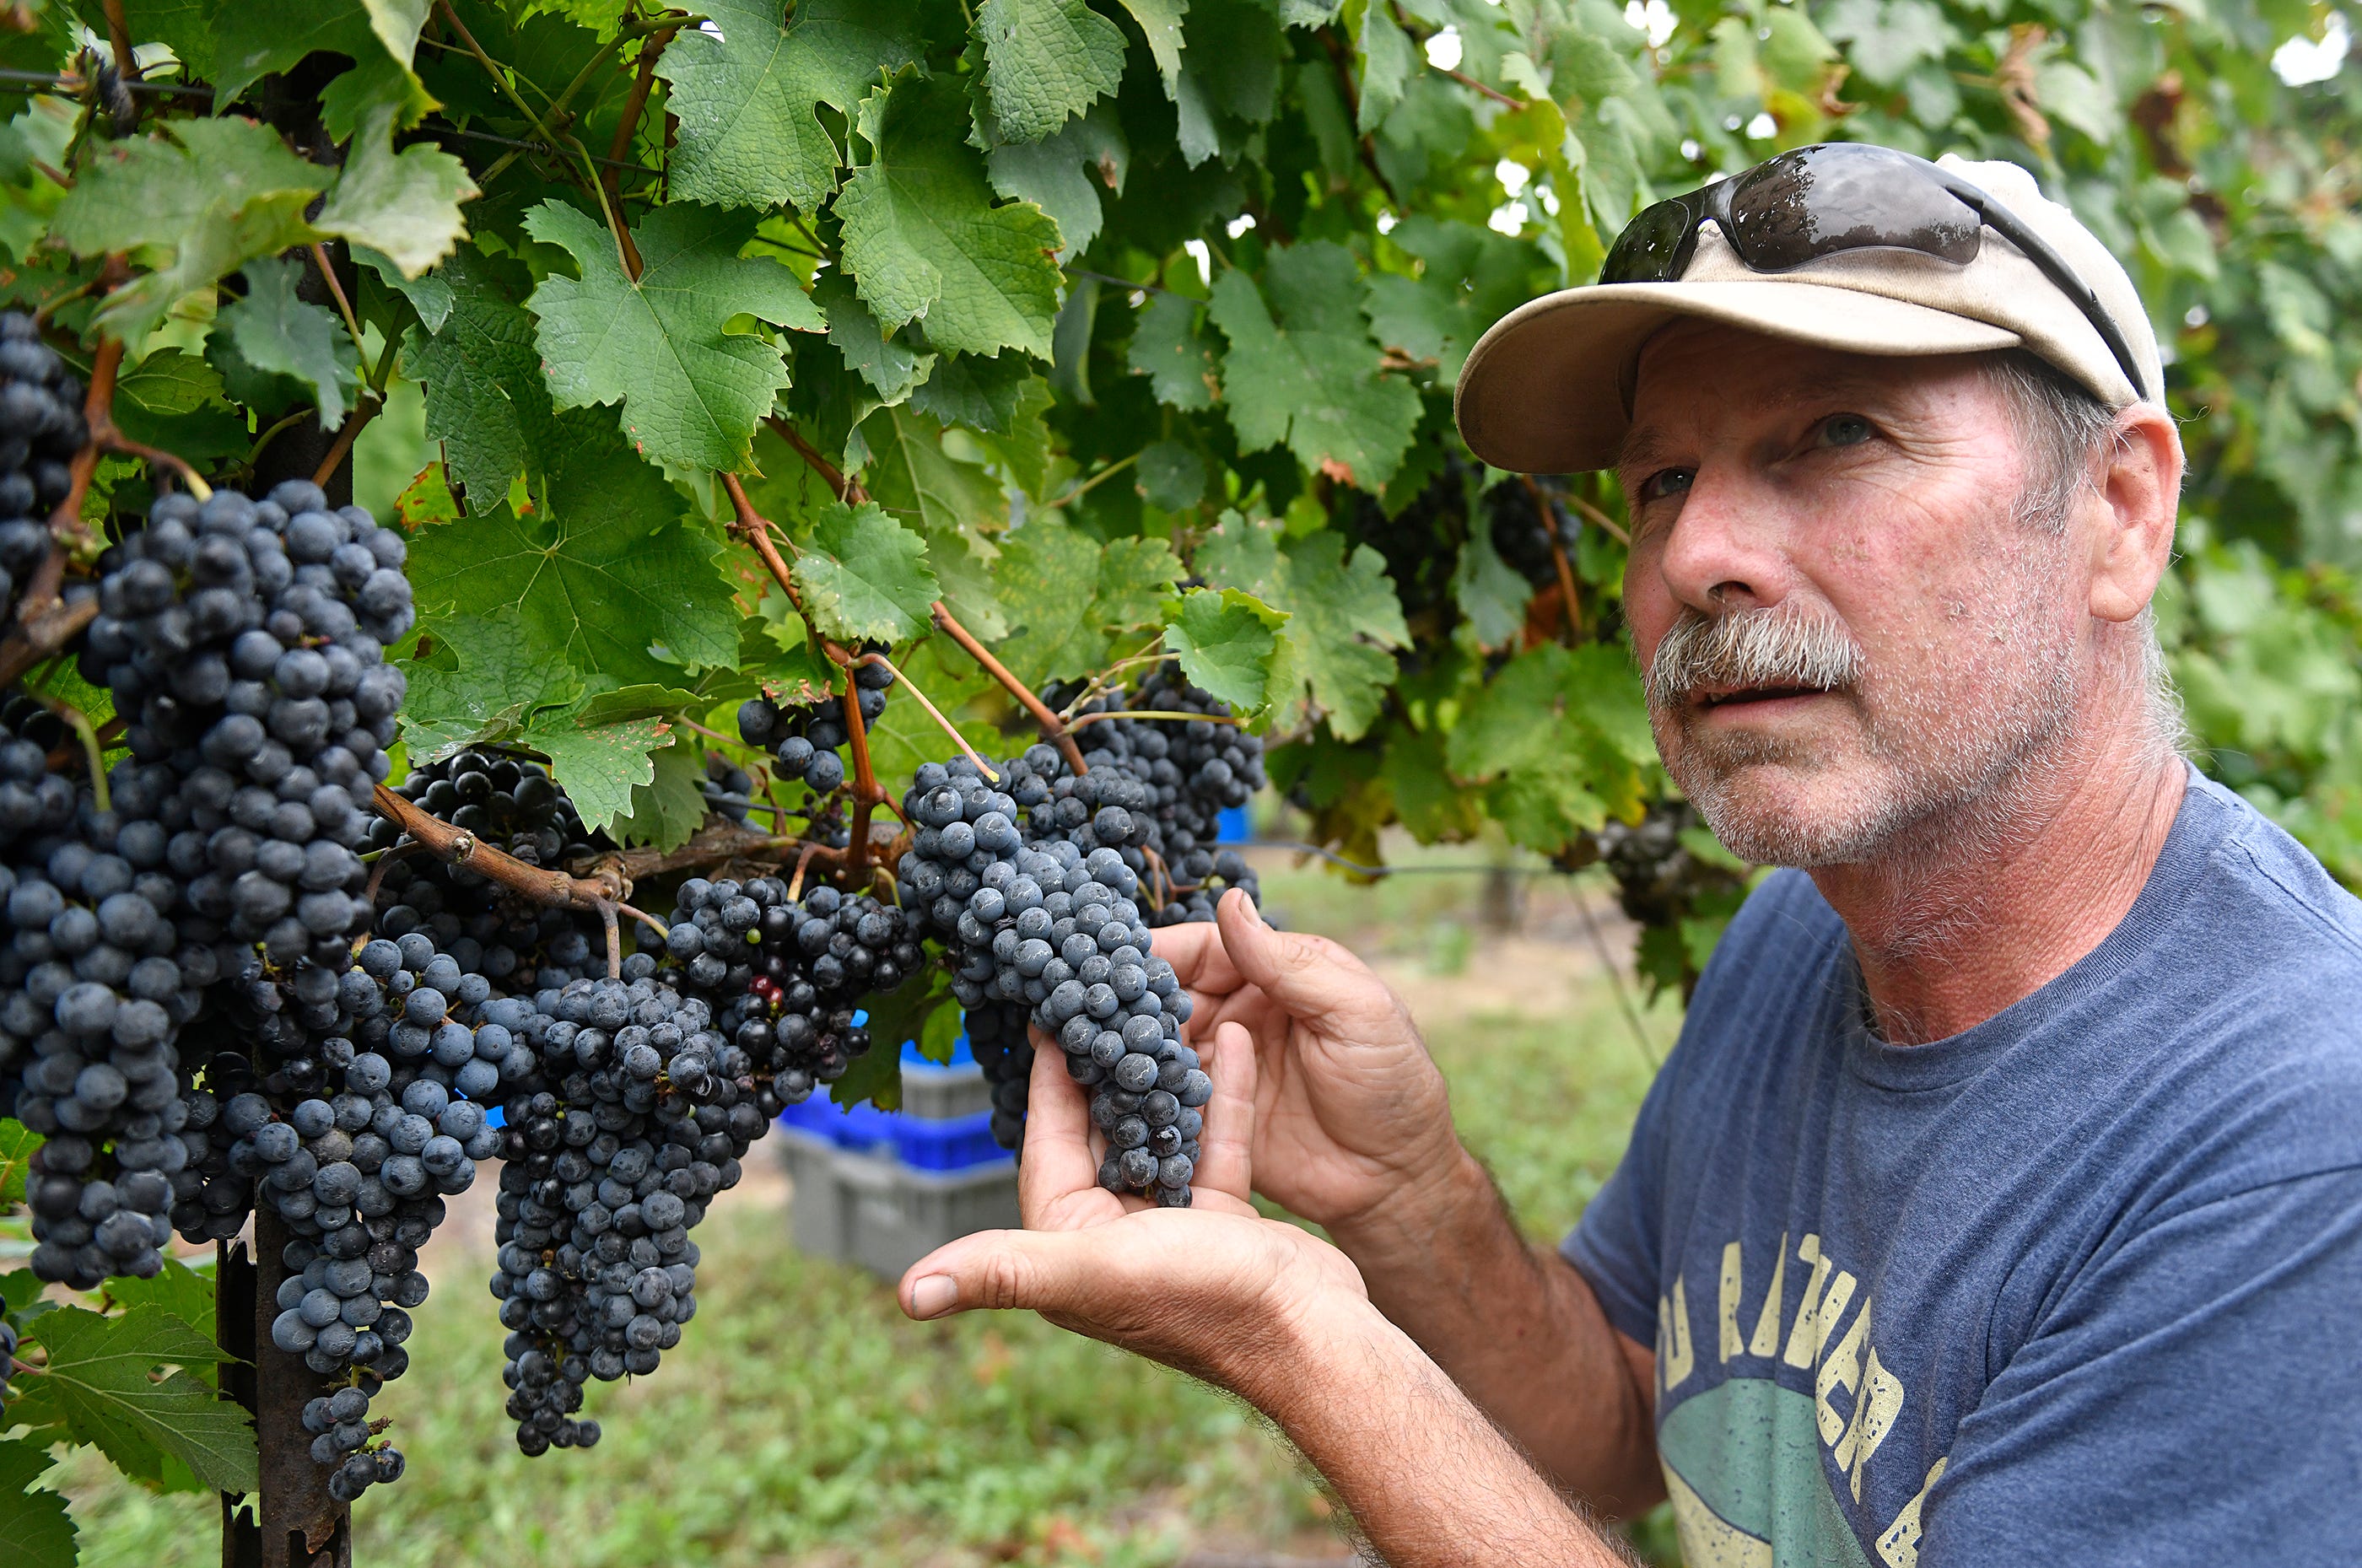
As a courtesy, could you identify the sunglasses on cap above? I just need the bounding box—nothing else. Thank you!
[1601,143,2152,401]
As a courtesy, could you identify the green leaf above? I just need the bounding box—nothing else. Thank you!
[977,0,1129,144]
[792,501,941,645]
[404,249,547,507]
[524,199,825,471]
[985,103,1127,260]
[1163,588,1286,714]
[0,1440,74,1568]
[817,272,935,407]
[51,117,332,341]
[208,1,399,109]
[1209,244,1420,492]
[613,737,708,850]
[101,1258,217,1374]
[354,244,454,331]
[1451,525,1531,649]
[398,606,588,760]
[859,634,1001,784]
[995,525,1182,687]
[1817,0,1953,85]
[909,353,1036,434]
[1127,291,1220,412]
[1136,439,1205,511]
[1116,0,1187,97]
[526,714,672,837]
[315,104,477,278]
[407,440,740,687]
[0,1118,37,1204]
[220,256,361,430]
[1275,530,1409,740]
[8,1306,256,1493]
[1356,0,1416,132]
[1364,217,1552,380]
[656,0,925,213]
[110,349,246,467]
[835,68,1065,359]
[862,405,1008,639]
[1173,0,1283,163]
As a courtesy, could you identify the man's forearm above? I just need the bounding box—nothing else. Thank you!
[1232,1291,1636,1568]
[1327,1148,1664,1514]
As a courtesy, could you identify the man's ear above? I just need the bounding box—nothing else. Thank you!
[2087,407,2183,626]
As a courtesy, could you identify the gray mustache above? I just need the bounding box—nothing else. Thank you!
[1644,604,1863,711]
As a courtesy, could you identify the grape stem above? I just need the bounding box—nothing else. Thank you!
[766,415,869,504]
[593,821,838,883]
[601,22,681,218]
[1561,490,1630,546]
[852,652,1000,782]
[928,602,1090,775]
[367,782,670,940]
[37,695,108,811]
[837,665,881,889]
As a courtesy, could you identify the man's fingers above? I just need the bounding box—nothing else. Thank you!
[1194,1021,1257,1205]
[1017,1032,1109,1226]
[1213,887,1399,1022]
[900,1226,1100,1319]
[1150,918,1245,994]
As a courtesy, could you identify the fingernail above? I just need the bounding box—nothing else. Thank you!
[908,1274,958,1319]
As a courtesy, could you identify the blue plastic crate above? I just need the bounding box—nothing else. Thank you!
[894,1110,1011,1172]
[1217,804,1251,843]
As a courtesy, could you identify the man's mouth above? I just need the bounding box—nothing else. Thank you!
[1688,682,1836,709]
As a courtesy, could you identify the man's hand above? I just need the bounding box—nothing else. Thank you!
[1151,889,1466,1241]
[898,1019,1367,1391]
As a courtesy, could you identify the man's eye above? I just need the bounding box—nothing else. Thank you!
[1817,413,1874,447]
[1638,466,1694,503]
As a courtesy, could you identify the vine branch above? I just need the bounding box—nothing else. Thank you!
[930,601,1088,774]
[369,784,668,941]
[766,415,868,504]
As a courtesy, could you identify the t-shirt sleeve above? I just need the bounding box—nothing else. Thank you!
[1561,1057,1675,1348]
[1921,1165,2362,1567]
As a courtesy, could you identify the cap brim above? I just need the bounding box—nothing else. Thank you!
[1453,280,2025,474]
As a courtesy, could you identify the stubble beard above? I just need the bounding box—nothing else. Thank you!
[1647,549,2083,872]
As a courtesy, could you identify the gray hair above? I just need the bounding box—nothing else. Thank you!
[1979,351,2186,754]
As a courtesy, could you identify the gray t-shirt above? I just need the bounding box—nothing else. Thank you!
[1567,770,2362,1566]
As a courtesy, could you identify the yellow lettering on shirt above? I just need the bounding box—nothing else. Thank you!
[1661,1274,1696,1393]
[1876,1457,1948,1568]
[1782,1235,1834,1368]
[1747,1231,1788,1358]
[1844,1349,1905,1501]
[1719,1242,1746,1363]
[1815,1294,1871,1447]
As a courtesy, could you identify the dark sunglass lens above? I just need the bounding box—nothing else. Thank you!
[1603,198,1697,283]
[1726,143,1980,270]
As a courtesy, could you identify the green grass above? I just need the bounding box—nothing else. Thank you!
[54,860,1680,1567]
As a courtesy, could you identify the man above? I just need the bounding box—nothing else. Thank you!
[898,144,2362,1566]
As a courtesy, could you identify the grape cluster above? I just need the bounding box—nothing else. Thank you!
[0,1317,17,1417]
[1592,801,1745,929]
[734,660,893,796]
[369,751,605,989]
[898,752,1211,1188]
[698,752,757,826]
[301,1384,403,1502]
[0,698,77,849]
[0,310,88,622]
[657,876,919,1100]
[1087,667,1265,923]
[488,963,751,1456]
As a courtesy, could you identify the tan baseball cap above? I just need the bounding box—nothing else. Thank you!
[1453,153,2165,475]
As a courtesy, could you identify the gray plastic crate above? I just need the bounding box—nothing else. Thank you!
[777,1126,1019,1281]
[898,1057,990,1120]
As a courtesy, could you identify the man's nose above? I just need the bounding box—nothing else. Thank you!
[1653,466,1793,617]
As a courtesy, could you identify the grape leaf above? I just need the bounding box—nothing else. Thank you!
[1451,525,1531,650]
[1364,217,1553,380]
[354,244,454,331]
[995,528,1181,687]
[1163,588,1286,714]
[220,256,361,430]
[7,1305,256,1494]
[908,353,1035,434]
[1209,242,1419,492]
[315,104,478,279]
[992,521,1105,687]
[1198,515,1406,740]
[1116,0,1187,96]
[74,0,218,78]
[1127,292,1221,412]
[862,406,1007,639]
[407,443,740,687]
[859,635,1001,785]
[1136,439,1205,510]
[1382,723,1482,843]
[110,348,245,467]
[1356,0,1416,132]
[0,1117,37,1204]
[403,249,547,506]
[524,199,826,471]
[101,1260,218,1387]
[657,0,925,213]
[986,104,1127,260]
[615,738,708,850]
[51,117,332,341]
[526,714,671,837]
[790,501,941,645]
[208,1,393,108]
[816,272,935,407]
[835,68,1065,359]
[977,0,1128,144]
[1173,0,1285,163]
[0,1439,73,1568]
[399,606,588,761]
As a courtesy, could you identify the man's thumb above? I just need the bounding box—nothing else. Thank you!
[1213,886,1368,1010]
[899,1228,1094,1320]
